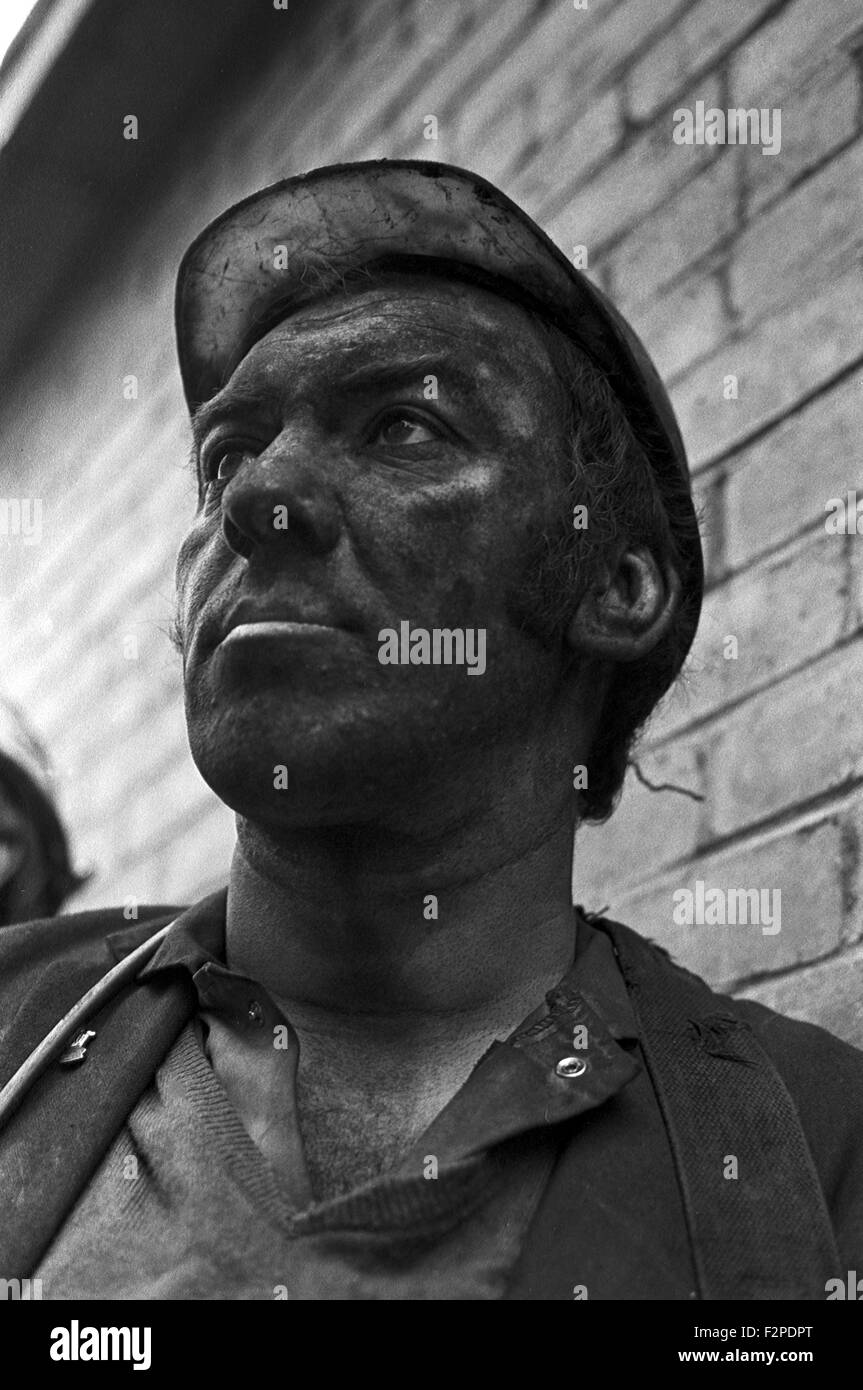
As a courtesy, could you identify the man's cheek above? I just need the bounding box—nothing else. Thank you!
[175,515,210,589]
[380,475,512,590]
[175,526,225,654]
[378,464,495,535]
[440,574,478,622]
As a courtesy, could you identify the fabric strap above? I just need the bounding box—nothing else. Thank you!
[509,917,839,1299]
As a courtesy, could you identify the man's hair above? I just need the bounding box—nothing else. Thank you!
[524,317,702,822]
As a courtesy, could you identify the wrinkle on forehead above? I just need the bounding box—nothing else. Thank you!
[221,279,562,445]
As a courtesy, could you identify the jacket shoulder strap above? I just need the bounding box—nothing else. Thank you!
[0,973,194,1276]
[596,917,839,1298]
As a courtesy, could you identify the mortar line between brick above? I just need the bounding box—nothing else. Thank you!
[620,0,790,139]
[688,353,863,483]
[357,0,593,151]
[839,818,860,941]
[604,128,862,314]
[645,629,863,753]
[705,515,849,595]
[728,937,863,997]
[599,775,863,904]
[667,297,863,414]
[517,0,776,194]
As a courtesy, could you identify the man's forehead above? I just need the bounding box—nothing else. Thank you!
[208,277,556,406]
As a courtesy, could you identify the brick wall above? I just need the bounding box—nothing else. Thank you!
[1,0,861,1042]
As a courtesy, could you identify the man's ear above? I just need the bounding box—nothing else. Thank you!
[565,546,681,662]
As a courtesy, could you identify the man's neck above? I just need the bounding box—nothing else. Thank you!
[221,799,579,1198]
[224,808,578,1031]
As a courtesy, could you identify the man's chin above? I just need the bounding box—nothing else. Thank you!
[193,766,409,831]
[185,716,436,828]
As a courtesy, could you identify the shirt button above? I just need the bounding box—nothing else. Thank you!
[555,1056,588,1078]
[247,1001,264,1025]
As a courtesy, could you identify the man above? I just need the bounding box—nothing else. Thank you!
[0,161,860,1300]
[0,694,82,926]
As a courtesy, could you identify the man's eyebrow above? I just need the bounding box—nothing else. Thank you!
[190,352,484,448]
[190,383,271,449]
[335,353,479,395]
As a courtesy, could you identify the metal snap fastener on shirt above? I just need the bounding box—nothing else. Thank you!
[555,1055,588,1078]
[247,1001,264,1025]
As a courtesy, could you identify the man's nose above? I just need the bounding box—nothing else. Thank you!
[220,431,342,559]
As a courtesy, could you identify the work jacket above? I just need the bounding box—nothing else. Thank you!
[1,894,861,1299]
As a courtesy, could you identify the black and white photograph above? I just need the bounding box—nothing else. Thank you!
[0,0,861,1349]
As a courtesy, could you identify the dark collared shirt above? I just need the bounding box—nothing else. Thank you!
[36,897,648,1300]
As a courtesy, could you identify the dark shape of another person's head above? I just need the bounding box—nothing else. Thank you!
[0,698,83,924]
[171,164,702,842]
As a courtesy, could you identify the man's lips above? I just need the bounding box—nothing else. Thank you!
[220,620,347,649]
[215,597,356,649]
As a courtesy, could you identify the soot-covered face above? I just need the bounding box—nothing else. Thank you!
[175,275,576,831]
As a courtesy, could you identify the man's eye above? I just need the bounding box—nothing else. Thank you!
[373,414,440,448]
[206,448,254,485]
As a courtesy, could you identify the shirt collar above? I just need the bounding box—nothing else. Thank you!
[122,889,228,981]
[564,910,639,1042]
[412,914,640,1163]
[128,890,636,1037]
[120,889,640,1161]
